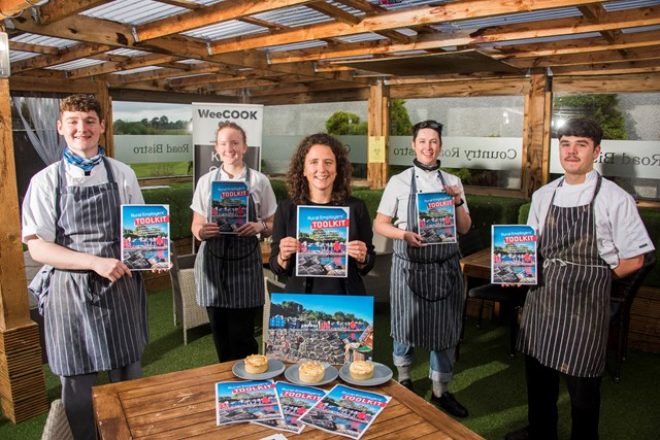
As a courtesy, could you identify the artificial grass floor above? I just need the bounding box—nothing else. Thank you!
[1,289,659,439]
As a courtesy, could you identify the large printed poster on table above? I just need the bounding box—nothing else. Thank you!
[121,204,170,270]
[296,205,349,278]
[491,224,537,285]
[266,294,374,365]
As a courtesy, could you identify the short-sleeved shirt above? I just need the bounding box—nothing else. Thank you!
[22,158,144,243]
[377,166,469,230]
[191,166,277,221]
[528,170,654,268]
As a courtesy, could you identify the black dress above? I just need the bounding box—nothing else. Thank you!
[269,197,375,294]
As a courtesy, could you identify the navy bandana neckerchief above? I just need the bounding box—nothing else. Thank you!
[413,158,441,172]
[63,146,104,174]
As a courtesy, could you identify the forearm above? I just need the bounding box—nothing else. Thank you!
[455,205,472,235]
[27,237,102,272]
[373,214,406,241]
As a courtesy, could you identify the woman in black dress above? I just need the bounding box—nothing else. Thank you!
[269,133,375,294]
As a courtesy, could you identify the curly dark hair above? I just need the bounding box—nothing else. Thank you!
[60,94,103,121]
[286,133,352,205]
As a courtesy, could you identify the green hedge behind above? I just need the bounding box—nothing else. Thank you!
[142,180,658,287]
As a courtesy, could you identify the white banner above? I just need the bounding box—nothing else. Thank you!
[192,103,264,186]
[114,135,193,164]
[550,139,660,179]
[389,136,523,170]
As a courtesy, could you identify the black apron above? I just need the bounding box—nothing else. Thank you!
[44,159,148,376]
[518,174,611,377]
[390,168,463,350]
[195,167,265,308]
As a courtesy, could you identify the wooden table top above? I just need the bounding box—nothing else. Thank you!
[93,361,484,439]
[460,247,492,280]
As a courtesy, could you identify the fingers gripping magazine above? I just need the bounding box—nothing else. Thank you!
[300,384,391,439]
[296,206,350,278]
[210,181,249,234]
[215,380,283,426]
[416,192,456,244]
[121,204,170,270]
[491,225,538,284]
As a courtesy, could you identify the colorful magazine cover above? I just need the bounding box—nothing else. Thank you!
[300,384,391,440]
[215,380,283,426]
[252,382,327,434]
[296,205,349,278]
[121,204,170,270]
[210,181,249,234]
[266,294,374,365]
[416,192,456,244]
[491,225,538,285]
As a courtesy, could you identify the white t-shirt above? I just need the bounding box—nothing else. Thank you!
[528,170,654,268]
[377,166,469,230]
[191,166,277,221]
[22,158,144,243]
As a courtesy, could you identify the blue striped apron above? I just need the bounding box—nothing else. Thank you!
[390,169,463,350]
[194,167,265,308]
[518,173,610,377]
[45,159,148,376]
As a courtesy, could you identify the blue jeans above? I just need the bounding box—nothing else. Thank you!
[393,340,454,383]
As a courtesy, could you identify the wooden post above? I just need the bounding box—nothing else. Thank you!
[97,81,114,158]
[367,80,389,189]
[0,80,49,422]
[521,71,552,198]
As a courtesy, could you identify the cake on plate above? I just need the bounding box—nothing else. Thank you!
[298,361,325,383]
[244,354,268,374]
[349,360,374,380]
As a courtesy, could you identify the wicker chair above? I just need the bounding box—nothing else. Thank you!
[41,399,73,440]
[170,249,209,344]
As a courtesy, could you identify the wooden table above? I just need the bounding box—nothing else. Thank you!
[93,361,484,439]
[459,247,500,321]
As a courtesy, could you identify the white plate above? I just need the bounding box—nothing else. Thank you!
[284,363,339,386]
[232,359,286,380]
[338,362,393,386]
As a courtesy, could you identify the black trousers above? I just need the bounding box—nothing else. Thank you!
[206,306,259,362]
[526,355,602,440]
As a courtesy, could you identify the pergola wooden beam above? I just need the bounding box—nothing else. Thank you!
[207,0,609,54]
[134,0,317,42]
[33,0,111,25]
[267,5,660,65]
[11,43,113,73]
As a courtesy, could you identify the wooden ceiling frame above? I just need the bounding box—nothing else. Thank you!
[2,0,659,104]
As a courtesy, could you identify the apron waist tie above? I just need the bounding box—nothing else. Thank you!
[543,258,609,270]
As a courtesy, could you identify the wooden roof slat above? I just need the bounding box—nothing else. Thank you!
[504,46,660,69]
[67,54,181,79]
[207,0,610,55]
[306,2,363,26]
[12,43,113,73]
[134,0,317,42]
[9,41,59,55]
[34,0,112,26]
[492,30,660,59]
[266,5,660,65]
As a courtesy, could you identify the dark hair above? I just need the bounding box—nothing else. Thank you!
[216,121,247,144]
[412,120,443,141]
[60,94,103,121]
[557,118,603,146]
[286,133,352,205]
